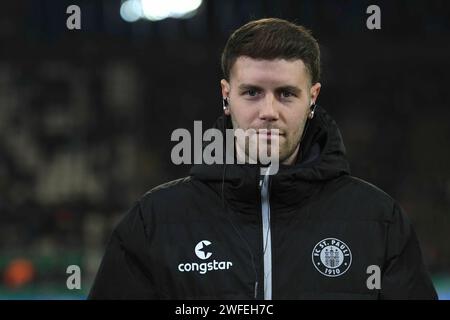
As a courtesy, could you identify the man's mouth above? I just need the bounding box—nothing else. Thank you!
[256,129,284,138]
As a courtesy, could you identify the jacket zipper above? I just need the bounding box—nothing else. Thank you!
[260,172,272,300]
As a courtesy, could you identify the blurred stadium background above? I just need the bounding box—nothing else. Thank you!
[0,0,449,299]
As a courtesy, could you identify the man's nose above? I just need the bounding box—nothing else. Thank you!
[259,95,279,121]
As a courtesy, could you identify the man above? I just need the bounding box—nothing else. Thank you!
[89,18,437,299]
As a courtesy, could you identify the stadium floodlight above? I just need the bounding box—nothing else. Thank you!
[120,0,143,22]
[120,0,203,22]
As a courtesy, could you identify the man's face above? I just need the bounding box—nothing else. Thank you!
[221,56,321,165]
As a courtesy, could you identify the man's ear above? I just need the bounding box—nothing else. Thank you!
[220,79,231,115]
[310,82,321,105]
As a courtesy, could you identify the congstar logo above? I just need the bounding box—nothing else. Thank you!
[177,240,233,275]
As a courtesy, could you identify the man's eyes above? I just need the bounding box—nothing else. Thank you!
[241,89,297,99]
[280,90,297,99]
[280,91,295,98]
[242,89,260,97]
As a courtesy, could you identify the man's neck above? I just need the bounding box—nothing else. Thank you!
[281,144,300,166]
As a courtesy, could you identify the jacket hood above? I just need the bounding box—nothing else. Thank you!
[189,105,351,214]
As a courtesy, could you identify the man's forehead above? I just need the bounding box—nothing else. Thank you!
[230,56,310,87]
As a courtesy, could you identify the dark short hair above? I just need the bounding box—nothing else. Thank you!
[221,18,321,84]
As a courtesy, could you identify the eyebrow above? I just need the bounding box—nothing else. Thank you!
[276,85,302,96]
[238,84,302,95]
[238,84,263,91]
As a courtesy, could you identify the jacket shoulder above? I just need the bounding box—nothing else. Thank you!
[330,175,398,222]
[144,176,192,196]
[111,177,195,250]
[345,176,394,201]
[137,176,198,219]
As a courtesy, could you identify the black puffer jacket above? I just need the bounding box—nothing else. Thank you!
[89,106,437,300]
